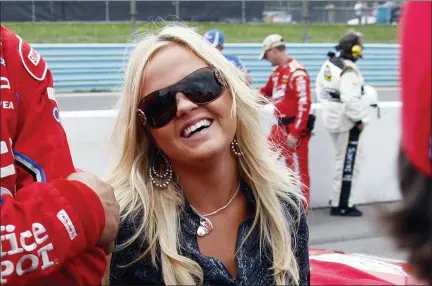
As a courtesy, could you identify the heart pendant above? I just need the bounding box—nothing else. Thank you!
[196,217,213,237]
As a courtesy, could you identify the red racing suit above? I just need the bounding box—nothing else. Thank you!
[0,25,106,285]
[259,58,312,208]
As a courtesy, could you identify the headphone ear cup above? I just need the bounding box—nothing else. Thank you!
[352,45,363,57]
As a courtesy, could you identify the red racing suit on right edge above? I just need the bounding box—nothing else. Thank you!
[1,25,106,285]
[260,58,313,209]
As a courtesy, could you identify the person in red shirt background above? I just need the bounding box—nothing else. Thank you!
[383,2,431,285]
[259,34,314,210]
[0,25,119,284]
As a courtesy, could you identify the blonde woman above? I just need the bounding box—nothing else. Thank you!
[107,24,310,285]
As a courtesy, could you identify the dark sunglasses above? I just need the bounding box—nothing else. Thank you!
[137,67,227,128]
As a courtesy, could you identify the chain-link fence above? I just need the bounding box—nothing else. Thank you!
[2,0,406,24]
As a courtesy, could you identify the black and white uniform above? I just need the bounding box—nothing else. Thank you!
[315,57,369,209]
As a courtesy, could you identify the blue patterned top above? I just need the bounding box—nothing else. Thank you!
[109,180,310,285]
[224,53,248,72]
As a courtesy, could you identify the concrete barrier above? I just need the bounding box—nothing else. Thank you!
[61,102,402,208]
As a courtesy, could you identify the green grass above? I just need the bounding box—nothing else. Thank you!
[3,22,399,44]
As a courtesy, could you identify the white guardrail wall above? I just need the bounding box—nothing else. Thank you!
[61,102,402,208]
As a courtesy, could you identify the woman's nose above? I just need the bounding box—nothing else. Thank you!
[176,92,198,117]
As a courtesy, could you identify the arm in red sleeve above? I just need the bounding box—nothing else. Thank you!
[290,71,312,137]
[259,73,274,98]
[0,179,105,285]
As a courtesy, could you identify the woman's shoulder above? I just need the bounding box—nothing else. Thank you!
[280,194,307,230]
[115,213,143,249]
[242,179,306,232]
[110,215,143,267]
[281,195,311,285]
[109,214,162,284]
[279,193,309,252]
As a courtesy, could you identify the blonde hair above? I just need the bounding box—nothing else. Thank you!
[107,23,304,285]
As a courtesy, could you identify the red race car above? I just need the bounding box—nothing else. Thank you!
[310,248,425,285]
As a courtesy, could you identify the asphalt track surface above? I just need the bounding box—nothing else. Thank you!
[308,202,406,261]
[59,87,406,261]
[57,87,400,111]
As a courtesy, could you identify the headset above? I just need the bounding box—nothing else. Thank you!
[336,30,364,59]
[351,44,363,58]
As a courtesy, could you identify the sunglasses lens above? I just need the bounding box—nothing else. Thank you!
[143,90,176,128]
[179,68,223,104]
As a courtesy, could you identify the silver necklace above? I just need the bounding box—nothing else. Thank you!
[189,182,240,237]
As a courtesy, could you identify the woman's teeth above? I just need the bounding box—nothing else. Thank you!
[182,119,212,138]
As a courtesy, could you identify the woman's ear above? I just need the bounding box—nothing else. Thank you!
[137,116,159,150]
[146,129,160,152]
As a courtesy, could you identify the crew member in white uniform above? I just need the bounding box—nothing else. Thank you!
[315,30,369,217]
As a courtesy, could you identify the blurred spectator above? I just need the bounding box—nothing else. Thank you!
[382,0,394,8]
[325,2,335,24]
[203,29,252,84]
[372,1,379,17]
[382,0,398,24]
[362,1,369,21]
[354,1,363,24]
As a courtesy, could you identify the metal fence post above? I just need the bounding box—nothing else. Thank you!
[105,0,110,22]
[175,0,180,19]
[303,0,309,43]
[131,0,137,39]
[241,0,246,23]
[32,1,36,22]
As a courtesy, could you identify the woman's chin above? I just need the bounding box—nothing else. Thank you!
[179,143,231,165]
